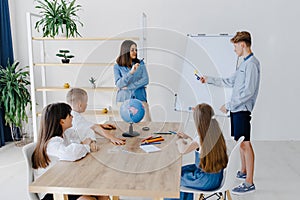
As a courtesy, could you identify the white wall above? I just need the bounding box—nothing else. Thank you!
[9,0,300,140]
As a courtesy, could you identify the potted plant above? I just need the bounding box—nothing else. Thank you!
[56,49,74,63]
[89,76,96,88]
[0,61,31,141]
[34,0,83,38]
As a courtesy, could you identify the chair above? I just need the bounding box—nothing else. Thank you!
[180,136,244,200]
[22,142,40,200]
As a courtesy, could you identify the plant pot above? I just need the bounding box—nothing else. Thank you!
[10,125,22,141]
[58,24,67,38]
[62,59,70,64]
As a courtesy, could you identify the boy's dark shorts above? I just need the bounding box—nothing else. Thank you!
[230,111,252,141]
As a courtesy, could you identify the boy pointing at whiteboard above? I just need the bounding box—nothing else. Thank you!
[200,31,260,195]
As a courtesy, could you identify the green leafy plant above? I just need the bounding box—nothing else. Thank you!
[34,0,83,38]
[0,61,31,128]
[56,49,74,63]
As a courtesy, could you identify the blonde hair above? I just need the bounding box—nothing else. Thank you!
[66,88,87,106]
[193,103,228,173]
[231,31,252,47]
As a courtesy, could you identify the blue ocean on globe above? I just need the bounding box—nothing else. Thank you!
[120,99,145,123]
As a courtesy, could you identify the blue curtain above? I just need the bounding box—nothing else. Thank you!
[0,0,14,147]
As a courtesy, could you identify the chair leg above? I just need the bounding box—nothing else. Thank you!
[219,192,224,200]
[225,190,232,200]
[198,193,205,200]
[112,196,119,200]
[53,193,68,200]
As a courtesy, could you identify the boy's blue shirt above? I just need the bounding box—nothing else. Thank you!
[207,55,260,112]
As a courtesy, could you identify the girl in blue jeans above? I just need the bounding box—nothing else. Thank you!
[166,103,228,200]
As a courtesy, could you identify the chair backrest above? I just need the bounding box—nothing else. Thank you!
[22,143,40,200]
[219,136,244,191]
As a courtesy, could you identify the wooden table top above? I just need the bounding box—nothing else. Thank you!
[29,121,183,199]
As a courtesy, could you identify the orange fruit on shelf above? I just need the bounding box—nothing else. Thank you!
[101,108,108,114]
[64,83,70,88]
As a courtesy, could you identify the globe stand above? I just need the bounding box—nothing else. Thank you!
[122,123,140,137]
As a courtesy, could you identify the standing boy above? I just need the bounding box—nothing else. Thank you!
[200,31,260,194]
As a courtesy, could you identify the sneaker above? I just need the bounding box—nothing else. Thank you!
[236,171,247,179]
[232,182,255,195]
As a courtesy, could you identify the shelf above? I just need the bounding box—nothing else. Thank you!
[27,12,147,143]
[34,63,115,67]
[36,110,119,117]
[84,110,119,116]
[32,37,140,41]
[36,87,117,92]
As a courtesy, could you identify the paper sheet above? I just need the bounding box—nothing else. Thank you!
[140,144,161,153]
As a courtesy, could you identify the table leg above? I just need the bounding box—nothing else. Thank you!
[112,196,119,200]
[53,193,68,200]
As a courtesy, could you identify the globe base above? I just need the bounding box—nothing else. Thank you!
[122,123,140,137]
[122,131,140,137]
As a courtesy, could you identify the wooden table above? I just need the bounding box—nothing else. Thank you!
[29,122,183,200]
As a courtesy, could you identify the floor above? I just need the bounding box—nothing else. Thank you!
[0,140,299,200]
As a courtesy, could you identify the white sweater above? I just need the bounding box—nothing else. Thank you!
[33,136,90,199]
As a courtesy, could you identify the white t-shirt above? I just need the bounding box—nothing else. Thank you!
[70,110,96,141]
[34,136,90,199]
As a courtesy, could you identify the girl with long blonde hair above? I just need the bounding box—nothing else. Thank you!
[167,103,228,200]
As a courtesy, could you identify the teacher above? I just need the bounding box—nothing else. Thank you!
[113,40,151,122]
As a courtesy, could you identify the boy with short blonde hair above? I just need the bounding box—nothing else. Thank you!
[66,88,125,145]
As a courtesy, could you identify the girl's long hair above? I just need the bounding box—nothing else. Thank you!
[193,103,228,173]
[32,103,72,169]
[116,40,138,67]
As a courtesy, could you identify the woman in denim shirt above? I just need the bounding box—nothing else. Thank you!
[114,40,151,121]
[166,104,228,200]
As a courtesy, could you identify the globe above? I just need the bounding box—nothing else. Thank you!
[120,99,145,123]
[120,99,145,137]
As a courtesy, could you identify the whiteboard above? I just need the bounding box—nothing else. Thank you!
[175,34,238,116]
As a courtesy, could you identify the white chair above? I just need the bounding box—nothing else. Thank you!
[22,142,40,200]
[180,136,244,200]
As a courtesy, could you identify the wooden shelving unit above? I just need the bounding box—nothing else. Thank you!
[26,12,147,141]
